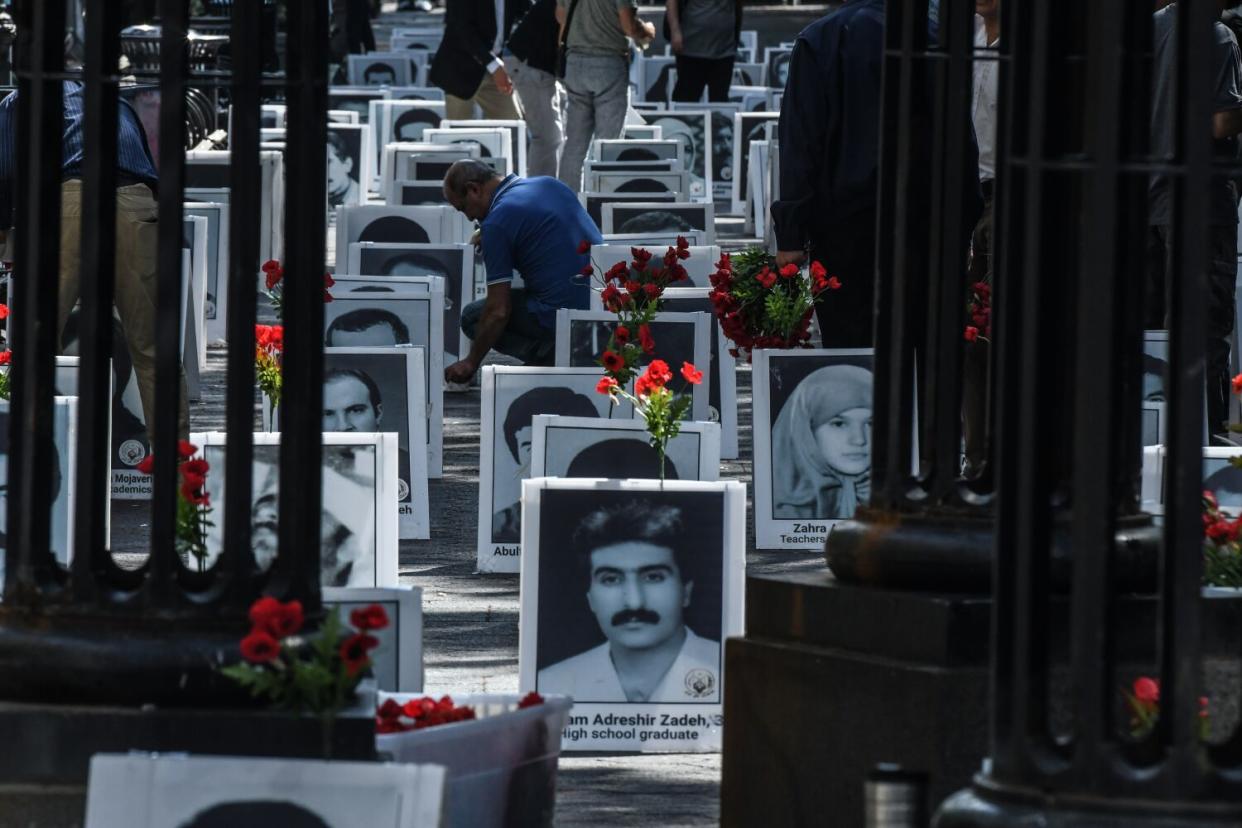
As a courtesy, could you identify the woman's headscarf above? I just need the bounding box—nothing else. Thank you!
[770,364,873,520]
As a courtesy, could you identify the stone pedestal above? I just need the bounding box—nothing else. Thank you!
[721,573,1242,828]
[0,691,377,828]
[720,572,990,828]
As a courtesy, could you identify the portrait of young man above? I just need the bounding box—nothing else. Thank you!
[535,495,722,704]
[322,360,414,506]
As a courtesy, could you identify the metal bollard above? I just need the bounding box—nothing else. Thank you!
[864,763,928,828]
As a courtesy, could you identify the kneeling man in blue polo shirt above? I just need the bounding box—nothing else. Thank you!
[442,159,602,382]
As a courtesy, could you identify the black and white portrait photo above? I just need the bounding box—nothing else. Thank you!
[197,435,400,588]
[643,111,710,201]
[394,182,451,206]
[477,367,625,573]
[347,53,414,87]
[327,87,389,124]
[754,349,875,550]
[185,201,229,342]
[1142,401,1165,447]
[326,125,363,208]
[580,192,677,231]
[528,414,720,482]
[591,171,689,197]
[335,205,451,255]
[323,586,424,692]
[555,309,712,422]
[764,47,793,88]
[83,753,446,828]
[731,112,781,213]
[594,139,684,165]
[641,56,676,103]
[659,288,738,457]
[1203,450,1242,514]
[0,399,75,577]
[518,479,745,752]
[425,127,509,163]
[732,62,764,87]
[601,202,716,244]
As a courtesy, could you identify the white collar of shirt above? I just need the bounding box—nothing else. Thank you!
[493,0,505,55]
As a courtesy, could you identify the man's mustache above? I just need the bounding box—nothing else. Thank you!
[612,608,661,627]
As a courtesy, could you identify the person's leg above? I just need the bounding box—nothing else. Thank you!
[473,74,521,120]
[111,183,189,440]
[810,210,878,348]
[1206,223,1237,434]
[1144,225,1168,330]
[509,58,564,178]
[557,53,597,192]
[57,181,84,346]
[460,291,554,364]
[444,93,475,121]
[671,54,709,103]
[705,56,735,102]
[590,55,630,143]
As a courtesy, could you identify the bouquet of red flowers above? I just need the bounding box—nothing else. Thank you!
[375,692,544,734]
[964,280,992,343]
[255,323,283,410]
[708,247,839,359]
[222,598,389,716]
[135,440,213,571]
[1123,675,1208,740]
[597,359,703,480]
[587,237,692,386]
[261,259,335,322]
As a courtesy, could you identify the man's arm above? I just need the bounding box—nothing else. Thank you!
[445,0,514,93]
[666,0,683,53]
[618,5,655,46]
[1214,107,1242,139]
[771,38,827,267]
[446,282,513,382]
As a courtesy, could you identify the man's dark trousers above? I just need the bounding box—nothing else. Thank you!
[809,209,878,348]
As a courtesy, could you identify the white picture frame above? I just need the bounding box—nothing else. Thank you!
[327,122,366,208]
[518,478,746,752]
[184,201,230,344]
[602,230,709,247]
[731,112,781,215]
[84,753,446,828]
[752,348,876,550]
[369,101,448,192]
[0,398,78,577]
[334,205,458,265]
[327,86,391,124]
[621,124,663,140]
[323,585,424,692]
[593,139,684,166]
[671,101,741,203]
[588,170,689,198]
[731,62,765,89]
[529,413,720,482]
[580,191,678,231]
[344,241,473,365]
[347,52,415,87]
[185,150,284,264]
[477,366,632,573]
[194,430,401,587]
[587,244,722,288]
[423,127,511,170]
[380,142,479,203]
[600,201,716,246]
[554,308,712,422]
[763,46,794,89]
[440,119,528,177]
[633,110,713,202]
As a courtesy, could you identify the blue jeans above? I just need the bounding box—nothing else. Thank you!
[461,289,556,366]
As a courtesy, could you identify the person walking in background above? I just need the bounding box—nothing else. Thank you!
[429,0,523,120]
[556,0,655,192]
[666,0,743,103]
[506,0,565,177]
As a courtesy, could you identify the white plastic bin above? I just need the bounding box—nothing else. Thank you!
[376,692,573,828]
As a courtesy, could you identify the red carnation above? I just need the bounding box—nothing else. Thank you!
[601,350,625,373]
[1232,374,1242,396]
[177,440,198,459]
[248,596,304,638]
[240,629,281,664]
[377,698,404,720]
[607,261,629,281]
[827,276,842,290]
[518,692,544,709]
[644,359,673,387]
[581,263,594,276]
[261,260,280,274]
[181,458,209,477]
[625,280,642,295]
[577,239,592,254]
[680,362,703,385]
[755,267,777,289]
[596,376,618,395]
[676,235,690,251]
[643,283,660,298]
[340,633,380,675]
[810,261,827,279]
[136,454,155,475]
[964,326,979,342]
[349,603,389,631]
[1133,677,1160,704]
[779,263,798,279]
[265,270,281,291]
[614,325,630,345]
[639,324,656,355]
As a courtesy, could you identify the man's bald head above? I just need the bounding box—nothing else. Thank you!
[443,159,504,222]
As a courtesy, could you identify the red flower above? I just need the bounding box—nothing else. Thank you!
[614,325,630,345]
[349,604,389,631]
[676,235,690,251]
[181,458,209,478]
[625,280,642,295]
[0,304,10,319]
[639,324,655,355]
[339,633,380,675]
[581,263,594,276]
[177,440,198,459]
[600,284,620,309]
[680,362,703,385]
[265,270,281,291]
[1232,374,1242,396]
[324,273,336,288]
[631,247,653,266]
[810,261,827,279]
[643,282,660,299]
[644,359,673,387]
[261,259,280,274]
[248,596,304,638]
[577,239,592,255]
[755,267,777,289]
[323,290,334,303]
[136,454,155,474]
[518,692,544,709]
[779,263,798,279]
[403,696,436,719]
[601,350,625,373]
[377,698,404,720]
[964,326,979,342]
[376,718,412,734]
[607,261,629,281]
[1133,676,1160,704]
[0,350,10,366]
[596,376,618,394]
[826,276,842,290]
[240,629,281,664]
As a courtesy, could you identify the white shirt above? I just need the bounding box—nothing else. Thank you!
[537,628,721,703]
[972,16,999,182]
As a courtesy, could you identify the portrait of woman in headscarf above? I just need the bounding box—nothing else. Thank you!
[770,363,873,520]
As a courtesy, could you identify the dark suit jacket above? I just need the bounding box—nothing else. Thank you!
[429,0,530,99]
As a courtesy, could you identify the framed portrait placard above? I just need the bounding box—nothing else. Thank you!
[553,308,712,423]
[588,244,721,288]
[333,205,457,266]
[323,585,424,692]
[600,201,716,246]
[518,478,746,752]
[529,414,720,482]
[184,201,230,344]
[731,112,781,215]
[752,348,875,550]
[194,431,401,588]
[634,110,713,202]
[477,366,632,573]
[601,230,709,248]
[85,754,446,828]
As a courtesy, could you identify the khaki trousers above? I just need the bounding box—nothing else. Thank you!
[58,180,189,441]
[445,74,522,121]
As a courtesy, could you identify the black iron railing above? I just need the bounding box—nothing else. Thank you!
[0,0,327,705]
